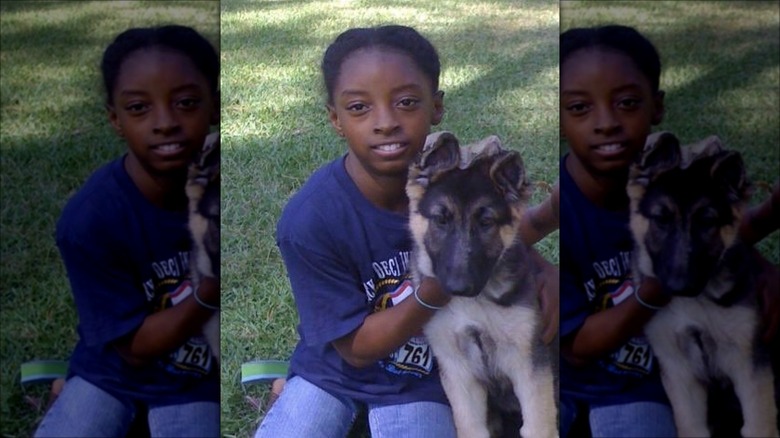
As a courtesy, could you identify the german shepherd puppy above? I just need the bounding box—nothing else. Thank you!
[407,132,557,438]
[627,132,778,437]
[186,132,220,360]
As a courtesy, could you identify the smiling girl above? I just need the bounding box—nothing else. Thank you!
[255,25,456,438]
[35,25,220,438]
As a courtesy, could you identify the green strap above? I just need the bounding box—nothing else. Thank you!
[20,360,68,385]
[241,360,289,385]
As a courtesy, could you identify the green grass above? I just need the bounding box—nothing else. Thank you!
[0,2,218,436]
[220,1,560,436]
[560,0,780,264]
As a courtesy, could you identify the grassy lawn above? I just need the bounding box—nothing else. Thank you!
[0,2,218,436]
[220,0,560,436]
[560,0,780,263]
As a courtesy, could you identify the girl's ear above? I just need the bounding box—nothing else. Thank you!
[431,90,445,126]
[106,104,123,137]
[652,90,665,125]
[326,104,344,137]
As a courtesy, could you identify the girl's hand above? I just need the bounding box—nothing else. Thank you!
[195,276,220,309]
[416,276,451,309]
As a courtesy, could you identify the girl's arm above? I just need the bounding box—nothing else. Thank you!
[738,180,779,246]
[115,277,219,366]
[752,247,780,343]
[530,248,559,345]
[519,180,560,247]
[561,276,669,366]
[332,277,449,368]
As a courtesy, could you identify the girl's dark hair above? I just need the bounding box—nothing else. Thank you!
[321,25,440,105]
[561,25,662,92]
[101,25,219,105]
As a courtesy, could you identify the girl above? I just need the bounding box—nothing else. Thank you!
[256,24,558,437]
[256,25,455,438]
[558,25,677,437]
[35,25,220,438]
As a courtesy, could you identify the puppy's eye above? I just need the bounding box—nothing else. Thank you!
[650,207,674,225]
[695,208,720,228]
[478,215,496,228]
[432,213,451,227]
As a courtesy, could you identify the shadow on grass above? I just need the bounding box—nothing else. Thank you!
[654,22,779,149]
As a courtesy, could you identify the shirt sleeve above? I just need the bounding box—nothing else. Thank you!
[57,211,148,349]
[278,236,369,347]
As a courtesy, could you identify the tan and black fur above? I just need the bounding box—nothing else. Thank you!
[628,132,777,437]
[186,131,220,360]
[407,132,557,438]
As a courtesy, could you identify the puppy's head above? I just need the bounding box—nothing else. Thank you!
[628,132,748,295]
[408,133,531,297]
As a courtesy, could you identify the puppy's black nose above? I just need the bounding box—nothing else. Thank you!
[446,282,479,297]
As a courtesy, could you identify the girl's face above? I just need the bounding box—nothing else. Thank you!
[561,48,664,177]
[108,47,217,179]
[327,48,444,181]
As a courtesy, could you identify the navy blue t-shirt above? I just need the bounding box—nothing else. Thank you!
[277,156,448,406]
[57,156,218,405]
[559,155,667,406]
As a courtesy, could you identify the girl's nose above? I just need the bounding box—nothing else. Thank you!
[373,105,400,135]
[593,107,620,135]
[153,106,180,135]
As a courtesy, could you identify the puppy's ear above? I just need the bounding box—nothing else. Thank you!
[199,132,220,165]
[634,131,681,186]
[490,151,531,204]
[711,151,748,203]
[413,131,460,188]
[460,135,504,168]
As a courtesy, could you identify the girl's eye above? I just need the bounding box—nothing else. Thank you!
[346,103,368,112]
[177,97,201,109]
[125,102,148,114]
[565,102,589,115]
[398,97,420,108]
[617,98,641,110]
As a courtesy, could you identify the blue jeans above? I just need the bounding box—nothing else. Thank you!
[560,396,676,438]
[34,375,219,437]
[256,376,456,438]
